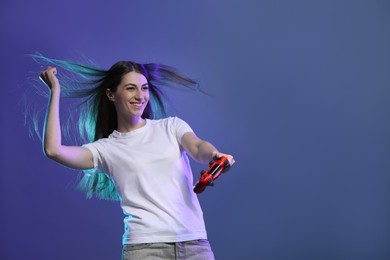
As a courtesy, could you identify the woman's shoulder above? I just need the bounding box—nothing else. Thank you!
[149,117,193,136]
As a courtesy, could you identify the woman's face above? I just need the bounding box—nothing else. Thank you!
[107,71,150,118]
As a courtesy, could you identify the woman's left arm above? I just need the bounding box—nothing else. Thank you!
[181,132,235,165]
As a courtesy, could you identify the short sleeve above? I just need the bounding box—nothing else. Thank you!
[171,117,194,144]
[82,140,109,175]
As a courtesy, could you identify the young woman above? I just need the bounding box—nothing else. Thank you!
[36,56,234,260]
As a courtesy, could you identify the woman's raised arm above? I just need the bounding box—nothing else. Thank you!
[40,66,94,170]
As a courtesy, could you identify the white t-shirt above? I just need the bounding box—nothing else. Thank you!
[82,117,207,244]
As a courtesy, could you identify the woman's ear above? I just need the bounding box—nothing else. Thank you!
[106,88,115,101]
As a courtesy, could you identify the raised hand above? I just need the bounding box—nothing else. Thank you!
[39,66,60,91]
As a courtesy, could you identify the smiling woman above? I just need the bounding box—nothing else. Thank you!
[29,53,235,260]
[105,71,150,131]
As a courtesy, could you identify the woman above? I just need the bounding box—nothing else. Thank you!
[36,55,234,259]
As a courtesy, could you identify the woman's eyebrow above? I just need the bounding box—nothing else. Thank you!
[123,83,149,87]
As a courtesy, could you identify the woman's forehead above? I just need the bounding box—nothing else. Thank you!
[121,71,148,85]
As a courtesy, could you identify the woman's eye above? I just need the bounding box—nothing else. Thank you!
[142,86,149,90]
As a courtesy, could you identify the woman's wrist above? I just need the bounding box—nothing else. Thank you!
[50,85,61,96]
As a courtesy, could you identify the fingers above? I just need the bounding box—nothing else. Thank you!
[214,152,235,166]
[226,155,235,166]
[40,66,56,77]
[39,66,59,89]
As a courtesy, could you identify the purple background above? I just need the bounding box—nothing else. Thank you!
[1,0,390,259]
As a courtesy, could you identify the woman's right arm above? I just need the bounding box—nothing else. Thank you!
[40,66,94,170]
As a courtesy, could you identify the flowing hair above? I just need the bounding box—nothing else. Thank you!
[27,53,202,200]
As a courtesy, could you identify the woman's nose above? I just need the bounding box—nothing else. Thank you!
[134,89,143,99]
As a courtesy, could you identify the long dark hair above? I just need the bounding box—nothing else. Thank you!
[28,53,201,200]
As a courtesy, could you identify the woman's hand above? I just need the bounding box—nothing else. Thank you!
[40,66,60,91]
[212,151,235,166]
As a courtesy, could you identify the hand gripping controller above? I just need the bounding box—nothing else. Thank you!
[193,156,231,194]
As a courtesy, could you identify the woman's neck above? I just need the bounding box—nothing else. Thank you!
[116,116,146,133]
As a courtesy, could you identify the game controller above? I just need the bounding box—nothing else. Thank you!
[193,156,231,194]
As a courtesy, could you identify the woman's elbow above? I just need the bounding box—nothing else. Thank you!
[43,146,60,160]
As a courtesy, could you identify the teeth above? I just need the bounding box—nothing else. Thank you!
[131,102,143,108]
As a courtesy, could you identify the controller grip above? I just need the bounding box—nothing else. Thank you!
[193,181,207,194]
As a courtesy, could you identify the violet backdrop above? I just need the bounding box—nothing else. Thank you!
[1,0,389,259]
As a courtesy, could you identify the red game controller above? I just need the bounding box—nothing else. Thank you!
[193,156,231,194]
